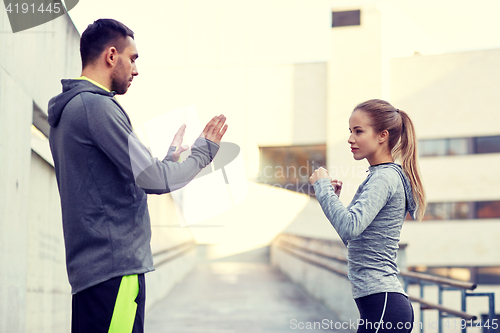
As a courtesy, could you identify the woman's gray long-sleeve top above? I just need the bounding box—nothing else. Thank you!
[313,163,417,299]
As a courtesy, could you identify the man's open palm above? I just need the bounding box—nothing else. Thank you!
[200,115,228,144]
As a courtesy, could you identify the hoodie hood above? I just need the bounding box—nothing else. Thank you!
[48,79,116,127]
[370,163,418,219]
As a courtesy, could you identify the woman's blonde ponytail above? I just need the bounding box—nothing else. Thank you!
[392,110,427,220]
[354,99,427,220]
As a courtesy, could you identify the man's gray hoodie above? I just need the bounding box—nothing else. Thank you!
[48,79,219,294]
[313,162,417,299]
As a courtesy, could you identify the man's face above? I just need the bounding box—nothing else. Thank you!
[110,36,139,95]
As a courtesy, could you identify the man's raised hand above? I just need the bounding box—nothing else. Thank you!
[170,124,190,161]
[200,115,228,144]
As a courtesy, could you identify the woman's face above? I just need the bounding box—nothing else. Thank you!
[348,110,381,163]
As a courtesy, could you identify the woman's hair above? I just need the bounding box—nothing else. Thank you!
[354,99,427,220]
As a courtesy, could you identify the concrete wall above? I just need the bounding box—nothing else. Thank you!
[272,247,357,331]
[391,49,500,139]
[270,236,358,331]
[0,10,78,330]
[326,4,383,201]
[292,63,327,145]
[188,182,312,261]
[25,152,70,332]
[0,55,32,333]
[146,194,199,309]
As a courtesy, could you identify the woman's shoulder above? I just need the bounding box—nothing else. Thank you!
[369,163,401,178]
[366,164,404,189]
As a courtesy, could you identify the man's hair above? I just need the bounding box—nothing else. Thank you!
[80,19,134,69]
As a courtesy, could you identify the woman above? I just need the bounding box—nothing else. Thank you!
[309,99,426,333]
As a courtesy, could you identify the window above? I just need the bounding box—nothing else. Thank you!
[258,145,326,196]
[419,201,500,221]
[450,202,474,219]
[477,267,500,285]
[419,135,500,157]
[422,202,449,220]
[332,10,361,28]
[476,201,500,219]
[475,135,500,154]
[419,139,447,157]
[447,138,471,155]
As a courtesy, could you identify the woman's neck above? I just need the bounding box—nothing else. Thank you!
[367,151,393,166]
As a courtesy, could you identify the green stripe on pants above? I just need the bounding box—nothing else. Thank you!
[108,275,139,333]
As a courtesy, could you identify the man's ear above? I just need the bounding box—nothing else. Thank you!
[379,129,389,143]
[105,47,118,67]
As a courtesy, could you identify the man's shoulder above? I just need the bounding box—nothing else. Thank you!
[78,90,115,105]
[78,94,131,131]
[77,91,123,116]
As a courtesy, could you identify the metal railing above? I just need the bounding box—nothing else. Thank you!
[400,270,496,333]
[273,233,497,333]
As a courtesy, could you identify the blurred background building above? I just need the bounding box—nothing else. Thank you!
[1,0,499,332]
[323,3,500,330]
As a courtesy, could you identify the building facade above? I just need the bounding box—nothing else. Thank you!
[324,2,500,329]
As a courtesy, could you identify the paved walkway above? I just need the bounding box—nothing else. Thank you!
[145,262,341,333]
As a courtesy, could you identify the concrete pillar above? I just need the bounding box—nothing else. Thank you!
[0,68,32,333]
[327,5,383,201]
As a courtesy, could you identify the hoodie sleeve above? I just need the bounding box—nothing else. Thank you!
[312,172,391,242]
[84,95,219,194]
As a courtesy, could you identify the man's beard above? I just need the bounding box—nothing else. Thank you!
[110,58,129,95]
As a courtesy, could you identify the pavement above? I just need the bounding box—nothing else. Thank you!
[145,262,341,333]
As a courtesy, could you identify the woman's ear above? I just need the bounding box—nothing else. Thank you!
[379,129,389,143]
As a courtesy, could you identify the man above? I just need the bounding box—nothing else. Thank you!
[47,19,227,333]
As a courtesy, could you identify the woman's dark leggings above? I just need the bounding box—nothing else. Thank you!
[355,292,414,333]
